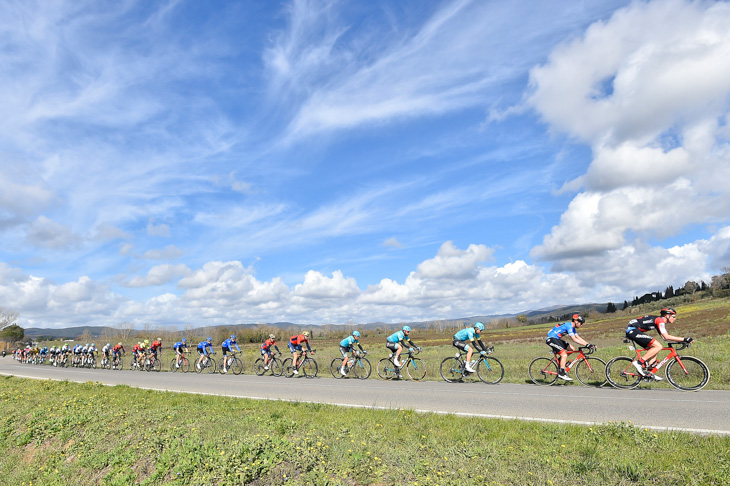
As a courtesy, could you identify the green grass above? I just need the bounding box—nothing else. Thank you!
[1,376,729,485]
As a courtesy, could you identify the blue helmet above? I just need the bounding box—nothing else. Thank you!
[207,337,212,342]
[475,322,485,331]
[402,326,411,332]
[230,335,236,340]
[352,331,361,337]
[182,338,187,343]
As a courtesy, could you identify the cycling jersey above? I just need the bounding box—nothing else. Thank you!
[547,322,577,339]
[626,315,666,334]
[261,338,277,350]
[222,338,240,351]
[290,334,309,346]
[339,336,360,349]
[173,341,187,351]
[150,340,162,352]
[197,341,213,354]
[454,327,478,341]
[387,331,408,343]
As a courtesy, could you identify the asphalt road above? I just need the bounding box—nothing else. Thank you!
[2,357,728,436]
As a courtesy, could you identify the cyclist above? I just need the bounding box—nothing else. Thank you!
[339,330,365,375]
[261,334,280,370]
[88,343,97,365]
[132,342,143,368]
[150,337,163,365]
[102,343,112,365]
[386,326,420,367]
[453,322,490,373]
[196,337,214,370]
[112,342,125,368]
[546,314,593,381]
[72,343,82,366]
[173,338,188,369]
[289,331,312,375]
[221,335,241,373]
[625,307,692,380]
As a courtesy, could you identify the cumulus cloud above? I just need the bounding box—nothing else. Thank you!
[124,264,192,288]
[529,0,730,263]
[25,216,79,250]
[147,220,171,237]
[141,245,184,260]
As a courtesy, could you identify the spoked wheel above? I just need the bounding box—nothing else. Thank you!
[353,357,371,379]
[440,357,463,383]
[179,357,189,373]
[605,357,642,389]
[170,359,178,372]
[377,358,397,380]
[230,358,244,375]
[330,358,345,379]
[205,357,217,374]
[282,358,295,378]
[254,358,266,376]
[302,358,318,378]
[666,356,710,391]
[529,357,558,386]
[477,356,504,384]
[406,358,426,381]
[575,357,607,387]
[270,358,283,376]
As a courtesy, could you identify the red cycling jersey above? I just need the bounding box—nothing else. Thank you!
[262,338,276,349]
[150,340,162,351]
[290,334,308,346]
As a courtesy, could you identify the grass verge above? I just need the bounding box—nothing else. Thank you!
[1,376,729,485]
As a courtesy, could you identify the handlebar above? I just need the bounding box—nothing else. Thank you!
[667,341,691,351]
[579,345,597,355]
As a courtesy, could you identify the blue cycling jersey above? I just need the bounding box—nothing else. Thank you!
[173,341,186,350]
[340,336,359,348]
[222,339,240,351]
[454,327,477,341]
[387,331,407,343]
[547,322,576,339]
[197,341,213,353]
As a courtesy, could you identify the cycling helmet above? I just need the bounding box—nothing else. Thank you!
[157,337,162,341]
[230,335,236,340]
[661,307,677,316]
[182,338,187,343]
[107,343,111,347]
[118,342,122,346]
[303,331,310,337]
[572,314,585,324]
[474,322,485,331]
[207,336,212,342]
[144,339,150,345]
[402,326,411,332]
[269,334,276,339]
[352,330,361,337]
[91,343,96,347]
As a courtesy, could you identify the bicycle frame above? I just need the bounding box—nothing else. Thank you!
[550,347,592,374]
[626,340,688,374]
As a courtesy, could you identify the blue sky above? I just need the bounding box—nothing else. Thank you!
[2,0,730,329]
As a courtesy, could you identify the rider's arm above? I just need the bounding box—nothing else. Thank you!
[274,345,280,353]
[404,337,418,349]
[472,338,488,352]
[570,333,589,347]
[306,341,312,352]
[235,343,241,352]
[357,343,364,352]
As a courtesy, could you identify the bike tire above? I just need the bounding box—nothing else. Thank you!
[180,357,189,373]
[330,358,345,379]
[302,358,318,378]
[605,356,642,390]
[377,358,397,380]
[666,356,710,391]
[439,357,463,383]
[406,358,426,381]
[282,358,295,378]
[477,356,504,384]
[170,359,178,372]
[254,358,266,376]
[115,357,124,370]
[528,357,558,386]
[271,357,283,376]
[230,357,243,375]
[575,356,607,387]
[353,357,371,380]
[206,357,217,374]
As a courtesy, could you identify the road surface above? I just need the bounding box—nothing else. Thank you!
[1,358,727,436]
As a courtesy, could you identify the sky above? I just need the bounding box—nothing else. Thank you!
[2,0,730,329]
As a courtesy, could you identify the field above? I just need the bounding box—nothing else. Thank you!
[2,376,730,485]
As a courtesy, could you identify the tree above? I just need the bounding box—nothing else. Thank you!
[1,324,25,343]
[1,307,19,331]
[516,314,528,325]
[606,302,617,313]
[622,300,629,311]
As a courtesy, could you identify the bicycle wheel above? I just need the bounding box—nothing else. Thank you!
[170,358,178,372]
[575,357,607,387]
[254,358,266,376]
[282,358,295,377]
[406,358,426,381]
[302,358,318,378]
[605,357,642,390]
[180,357,189,373]
[666,356,710,391]
[271,357,283,376]
[330,358,345,379]
[153,358,161,372]
[206,357,217,374]
[477,356,504,384]
[194,359,204,373]
[439,357,463,383]
[353,357,372,379]
[377,358,397,380]
[528,357,558,386]
[230,358,243,375]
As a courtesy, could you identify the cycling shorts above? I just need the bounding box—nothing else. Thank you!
[339,346,351,358]
[626,329,656,349]
[546,337,569,354]
[222,346,231,355]
[261,348,273,356]
[385,342,399,352]
[452,339,470,352]
[288,343,302,353]
[197,347,207,355]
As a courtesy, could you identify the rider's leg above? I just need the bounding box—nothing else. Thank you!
[394,344,403,365]
[641,340,662,366]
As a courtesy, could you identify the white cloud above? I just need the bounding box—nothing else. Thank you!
[141,245,184,260]
[147,220,171,237]
[416,241,494,280]
[383,237,402,249]
[25,216,79,250]
[124,264,191,288]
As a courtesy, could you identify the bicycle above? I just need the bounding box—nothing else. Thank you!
[170,353,190,373]
[143,352,161,372]
[195,353,217,374]
[111,354,125,370]
[605,340,710,391]
[283,349,318,378]
[219,351,244,375]
[254,353,283,376]
[528,346,607,386]
[377,348,426,381]
[439,346,504,384]
[330,350,371,379]
[85,354,97,369]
